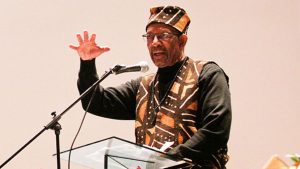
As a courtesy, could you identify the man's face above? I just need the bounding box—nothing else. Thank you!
[146,23,187,68]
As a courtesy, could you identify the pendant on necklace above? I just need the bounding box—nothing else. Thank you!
[154,106,160,113]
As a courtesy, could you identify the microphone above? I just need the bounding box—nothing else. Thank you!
[113,61,149,75]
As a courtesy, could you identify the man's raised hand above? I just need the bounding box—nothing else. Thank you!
[69,31,110,60]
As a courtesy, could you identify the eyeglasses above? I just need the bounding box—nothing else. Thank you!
[142,32,180,42]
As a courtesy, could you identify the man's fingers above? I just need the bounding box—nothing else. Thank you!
[84,31,89,42]
[69,45,78,50]
[100,46,110,52]
[90,34,96,43]
[76,34,83,45]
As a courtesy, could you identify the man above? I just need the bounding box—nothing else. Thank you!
[70,6,232,168]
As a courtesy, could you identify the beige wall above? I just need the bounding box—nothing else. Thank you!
[0,0,299,168]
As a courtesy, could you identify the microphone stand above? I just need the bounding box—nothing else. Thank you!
[0,65,124,169]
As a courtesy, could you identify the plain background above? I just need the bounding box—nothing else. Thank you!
[0,0,299,168]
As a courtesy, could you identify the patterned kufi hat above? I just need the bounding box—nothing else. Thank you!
[146,6,191,34]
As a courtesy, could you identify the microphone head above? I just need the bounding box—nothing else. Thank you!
[138,61,149,73]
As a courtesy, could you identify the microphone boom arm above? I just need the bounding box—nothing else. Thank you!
[0,64,123,169]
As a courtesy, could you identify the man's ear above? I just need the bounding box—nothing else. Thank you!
[179,34,188,48]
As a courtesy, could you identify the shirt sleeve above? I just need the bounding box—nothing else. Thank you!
[168,62,232,162]
[77,59,141,120]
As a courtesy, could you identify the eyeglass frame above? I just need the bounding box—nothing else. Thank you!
[142,32,182,43]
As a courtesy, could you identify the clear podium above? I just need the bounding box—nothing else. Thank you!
[59,136,193,169]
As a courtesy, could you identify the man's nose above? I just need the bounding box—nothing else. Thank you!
[152,35,160,44]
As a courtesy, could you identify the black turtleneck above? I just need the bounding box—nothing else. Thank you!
[157,59,185,100]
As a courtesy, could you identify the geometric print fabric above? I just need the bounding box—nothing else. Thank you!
[135,57,207,152]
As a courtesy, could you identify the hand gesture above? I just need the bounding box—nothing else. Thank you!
[69,31,110,60]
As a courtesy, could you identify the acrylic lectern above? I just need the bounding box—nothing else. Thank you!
[59,136,192,169]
